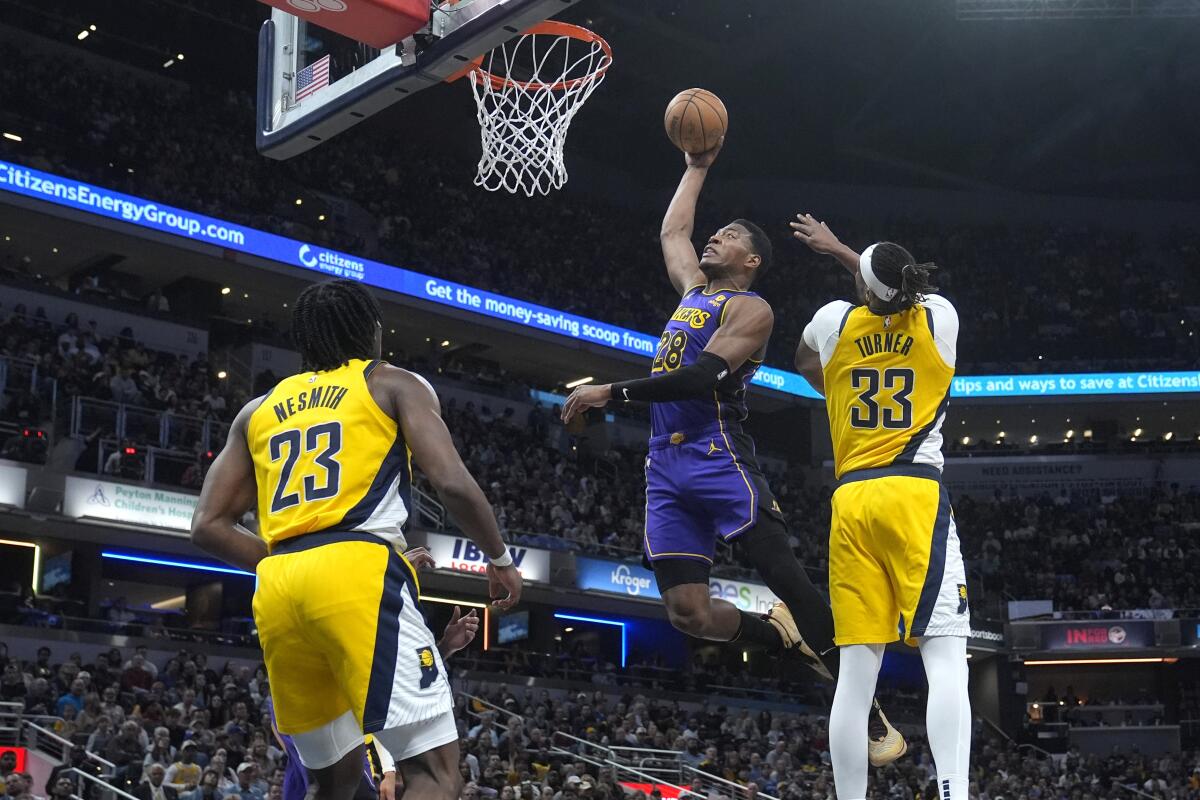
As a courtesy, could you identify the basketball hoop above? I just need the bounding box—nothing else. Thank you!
[467,21,612,196]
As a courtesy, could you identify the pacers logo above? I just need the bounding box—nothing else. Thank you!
[416,647,439,689]
[957,584,968,615]
[287,0,347,12]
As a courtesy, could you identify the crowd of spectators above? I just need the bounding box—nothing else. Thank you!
[460,683,1200,800]
[0,299,237,473]
[1,641,1198,800]
[2,39,1199,374]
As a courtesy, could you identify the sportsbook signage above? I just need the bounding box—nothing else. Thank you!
[62,477,196,533]
[575,556,780,612]
[943,456,1200,497]
[1040,621,1155,651]
[0,463,27,509]
[423,532,550,583]
[4,160,1197,401]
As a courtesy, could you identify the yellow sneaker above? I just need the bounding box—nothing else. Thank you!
[764,601,833,680]
[868,705,908,767]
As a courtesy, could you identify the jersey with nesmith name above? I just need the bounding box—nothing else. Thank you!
[246,358,411,549]
[802,294,958,478]
[649,285,763,438]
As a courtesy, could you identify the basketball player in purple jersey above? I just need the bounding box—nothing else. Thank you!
[562,140,905,765]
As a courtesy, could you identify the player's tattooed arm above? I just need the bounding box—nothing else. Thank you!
[661,138,724,295]
[791,213,861,278]
[191,399,269,573]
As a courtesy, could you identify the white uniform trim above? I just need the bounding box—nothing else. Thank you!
[919,514,971,639]
[800,295,959,368]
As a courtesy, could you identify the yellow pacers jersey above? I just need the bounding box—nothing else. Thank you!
[246,358,410,549]
[822,300,955,478]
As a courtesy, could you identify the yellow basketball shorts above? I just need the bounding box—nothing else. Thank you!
[253,531,452,736]
[828,466,971,646]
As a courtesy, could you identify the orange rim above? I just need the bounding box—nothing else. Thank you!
[458,21,612,92]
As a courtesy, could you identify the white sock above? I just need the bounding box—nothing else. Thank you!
[919,635,971,800]
[829,643,884,800]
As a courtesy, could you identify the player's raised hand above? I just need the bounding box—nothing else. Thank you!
[403,546,436,570]
[440,606,479,656]
[561,384,612,424]
[790,213,841,254]
[487,562,522,610]
[685,136,724,169]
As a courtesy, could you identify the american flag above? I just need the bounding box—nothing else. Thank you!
[294,54,331,102]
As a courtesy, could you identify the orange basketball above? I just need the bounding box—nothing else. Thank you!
[664,88,728,154]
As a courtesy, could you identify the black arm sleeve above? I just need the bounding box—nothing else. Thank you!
[610,351,731,403]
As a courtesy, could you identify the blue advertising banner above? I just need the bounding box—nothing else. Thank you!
[576,557,660,600]
[4,159,1198,401]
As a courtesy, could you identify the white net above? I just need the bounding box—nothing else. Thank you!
[469,25,612,197]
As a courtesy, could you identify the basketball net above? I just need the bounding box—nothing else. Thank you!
[468,22,612,197]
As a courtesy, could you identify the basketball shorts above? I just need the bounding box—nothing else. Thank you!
[643,423,780,567]
[828,465,970,646]
[253,531,453,752]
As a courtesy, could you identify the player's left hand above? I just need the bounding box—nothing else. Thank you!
[561,384,612,423]
[403,546,436,571]
[378,771,396,800]
[790,213,841,254]
[439,606,479,656]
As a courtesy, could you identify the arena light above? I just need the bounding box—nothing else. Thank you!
[1065,429,1074,438]
[77,30,89,41]
[101,551,254,577]
[1023,657,1179,666]
[0,539,41,593]
[2,133,22,142]
[960,436,970,445]
[565,376,593,389]
[162,59,175,69]
[421,595,490,651]
[1028,435,1038,444]
[221,287,231,295]
[554,613,627,668]
[1133,427,1144,437]
[1164,432,1174,441]
[217,371,228,380]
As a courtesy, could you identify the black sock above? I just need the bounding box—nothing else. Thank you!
[733,610,783,652]
[739,515,841,679]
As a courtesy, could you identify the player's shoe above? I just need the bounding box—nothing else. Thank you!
[868,701,907,767]
[764,602,833,680]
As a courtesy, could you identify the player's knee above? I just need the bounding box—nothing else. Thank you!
[665,599,711,637]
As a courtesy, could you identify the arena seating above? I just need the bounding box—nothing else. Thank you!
[0,641,1196,800]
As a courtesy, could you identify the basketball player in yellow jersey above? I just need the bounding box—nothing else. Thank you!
[190,279,522,800]
[791,215,971,800]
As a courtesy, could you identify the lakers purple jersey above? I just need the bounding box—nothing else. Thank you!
[649,285,763,438]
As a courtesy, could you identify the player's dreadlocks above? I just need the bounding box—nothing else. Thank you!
[291,279,383,372]
[868,241,938,313]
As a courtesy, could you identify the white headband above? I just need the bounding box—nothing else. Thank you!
[859,243,899,302]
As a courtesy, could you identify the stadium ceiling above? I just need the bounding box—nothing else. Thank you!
[956,0,1200,20]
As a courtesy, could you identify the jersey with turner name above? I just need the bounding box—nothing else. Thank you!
[650,285,763,437]
[802,295,958,478]
[247,358,411,549]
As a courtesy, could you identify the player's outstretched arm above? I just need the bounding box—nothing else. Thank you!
[661,138,723,295]
[378,365,521,610]
[561,296,771,423]
[190,400,269,573]
[791,213,861,277]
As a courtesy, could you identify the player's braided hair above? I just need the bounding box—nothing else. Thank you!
[869,241,939,313]
[291,279,383,372]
